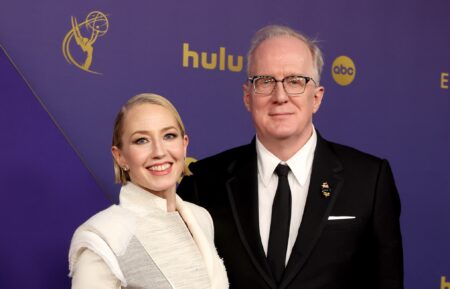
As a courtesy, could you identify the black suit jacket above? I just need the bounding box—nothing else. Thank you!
[178,134,403,289]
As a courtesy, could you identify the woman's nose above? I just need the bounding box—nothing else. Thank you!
[151,139,166,158]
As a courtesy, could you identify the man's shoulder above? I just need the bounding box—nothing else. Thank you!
[179,143,254,201]
[189,142,254,174]
[323,138,385,167]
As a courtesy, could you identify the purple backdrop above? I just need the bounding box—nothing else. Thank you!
[0,0,449,288]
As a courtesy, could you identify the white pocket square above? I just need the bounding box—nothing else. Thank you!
[328,216,356,220]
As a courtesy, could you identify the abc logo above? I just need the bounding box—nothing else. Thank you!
[331,56,356,86]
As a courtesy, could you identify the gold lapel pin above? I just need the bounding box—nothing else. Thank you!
[321,182,331,198]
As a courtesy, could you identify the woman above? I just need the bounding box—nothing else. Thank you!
[68,93,228,289]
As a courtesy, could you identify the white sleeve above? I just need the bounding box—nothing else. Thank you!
[71,249,121,289]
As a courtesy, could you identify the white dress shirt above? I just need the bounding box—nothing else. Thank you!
[256,128,317,265]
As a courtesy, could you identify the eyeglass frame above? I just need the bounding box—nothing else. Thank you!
[247,75,317,95]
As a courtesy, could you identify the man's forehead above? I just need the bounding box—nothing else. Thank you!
[250,38,314,73]
[255,36,309,53]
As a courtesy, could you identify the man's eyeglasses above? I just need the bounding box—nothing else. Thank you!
[247,75,317,95]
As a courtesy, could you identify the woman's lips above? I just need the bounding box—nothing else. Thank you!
[147,162,172,175]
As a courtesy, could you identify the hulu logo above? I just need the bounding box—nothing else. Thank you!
[183,43,243,72]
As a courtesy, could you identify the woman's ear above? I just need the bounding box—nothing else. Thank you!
[112,146,126,168]
[183,134,189,156]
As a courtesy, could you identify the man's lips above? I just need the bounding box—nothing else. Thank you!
[269,112,294,117]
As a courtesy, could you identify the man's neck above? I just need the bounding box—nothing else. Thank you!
[257,127,313,161]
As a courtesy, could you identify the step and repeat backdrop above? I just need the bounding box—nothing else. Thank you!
[0,0,449,288]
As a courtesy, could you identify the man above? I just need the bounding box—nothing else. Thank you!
[178,25,403,289]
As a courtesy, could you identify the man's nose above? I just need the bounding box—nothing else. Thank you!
[272,81,289,103]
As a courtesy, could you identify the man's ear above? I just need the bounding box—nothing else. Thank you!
[312,86,325,114]
[243,82,251,111]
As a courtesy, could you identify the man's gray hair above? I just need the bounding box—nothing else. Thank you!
[246,25,324,83]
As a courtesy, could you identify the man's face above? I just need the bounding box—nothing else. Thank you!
[243,36,324,149]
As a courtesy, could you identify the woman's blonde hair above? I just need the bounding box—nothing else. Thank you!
[112,93,187,184]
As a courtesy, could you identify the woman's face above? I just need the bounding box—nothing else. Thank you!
[112,103,188,196]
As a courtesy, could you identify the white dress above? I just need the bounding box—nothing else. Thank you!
[68,182,228,289]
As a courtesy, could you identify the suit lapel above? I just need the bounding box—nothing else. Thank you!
[225,142,277,289]
[280,134,344,288]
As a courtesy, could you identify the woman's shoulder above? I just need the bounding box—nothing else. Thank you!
[69,205,135,286]
[69,205,138,262]
[82,205,136,232]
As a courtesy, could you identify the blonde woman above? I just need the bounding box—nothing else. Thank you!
[68,93,228,289]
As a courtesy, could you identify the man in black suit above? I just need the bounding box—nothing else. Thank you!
[178,25,403,289]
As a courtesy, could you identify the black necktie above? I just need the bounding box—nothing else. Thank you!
[267,164,292,284]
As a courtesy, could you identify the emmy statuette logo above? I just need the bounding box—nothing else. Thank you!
[62,11,109,74]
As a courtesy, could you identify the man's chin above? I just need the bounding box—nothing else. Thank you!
[268,132,298,141]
